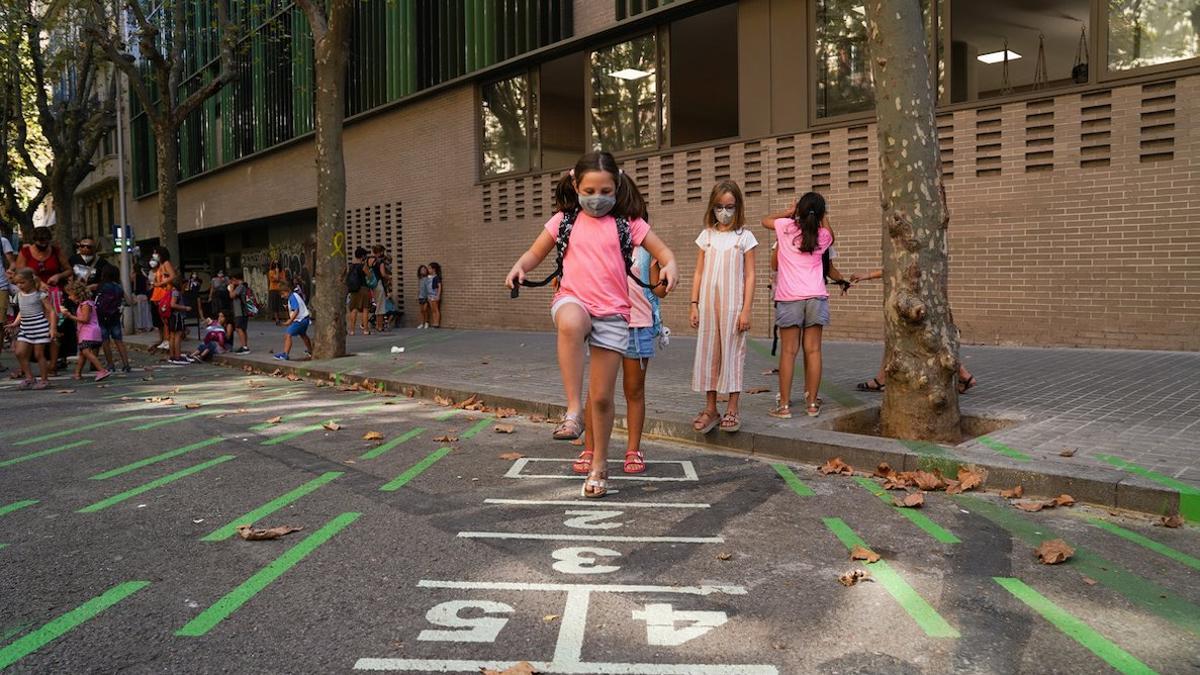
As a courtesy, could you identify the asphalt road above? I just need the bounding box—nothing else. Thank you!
[1,359,1198,674]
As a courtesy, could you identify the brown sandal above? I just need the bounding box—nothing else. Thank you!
[719,412,741,433]
[693,410,720,434]
[553,414,584,441]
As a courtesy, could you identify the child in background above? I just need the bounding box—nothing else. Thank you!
[689,181,758,434]
[506,151,679,498]
[6,268,56,389]
[415,265,431,329]
[60,280,110,381]
[94,265,131,373]
[188,313,227,362]
[273,286,312,360]
[227,272,250,353]
[762,191,834,418]
[168,278,190,365]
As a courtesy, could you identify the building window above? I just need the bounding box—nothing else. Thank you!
[951,0,1091,102]
[540,52,587,170]
[481,73,532,177]
[669,4,739,145]
[1108,0,1200,70]
[590,34,660,152]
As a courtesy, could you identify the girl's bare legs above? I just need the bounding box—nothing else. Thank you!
[585,347,624,495]
[623,358,647,454]
[726,391,741,415]
[79,347,105,373]
[703,390,719,418]
[15,341,33,381]
[419,303,429,326]
[803,325,824,406]
[776,326,802,409]
[114,340,130,368]
[33,345,49,383]
[347,309,357,335]
[553,303,590,420]
[430,299,441,328]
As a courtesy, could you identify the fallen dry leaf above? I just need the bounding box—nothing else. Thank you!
[270,368,283,376]
[185,403,201,410]
[873,462,896,479]
[1014,500,1046,512]
[819,457,854,476]
[542,614,559,622]
[494,424,515,434]
[322,422,342,431]
[434,394,455,407]
[434,434,459,443]
[744,387,771,394]
[905,470,944,491]
[266,416,283,424]
[480,662,538,675]
[120,396,132,401]
[362,431,384,441]
[893,492,925,508]
[493,407,518,419]
[1035,539,1074,565]
[456,394,482,409]
[247,381,265,389]
[850,546,881,563]
[947,467,984,494]
[1059,448,1077,457]
[1082,577,1098,586]
[1157,514,1184,528]
[838,570,873,587]
[58,389,76,394]
[286,374,301,382]
[498,452,525,461]
[1052,494,1076,507]
[717,552,732,561]
[1000,485,1025,499]
[236,524,304,541]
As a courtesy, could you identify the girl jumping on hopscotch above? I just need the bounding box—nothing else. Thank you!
[506,151,679,498]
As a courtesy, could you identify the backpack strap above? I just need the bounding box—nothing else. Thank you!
[617,216,660,291]
[635,247,663,337]
[512,209,576,297]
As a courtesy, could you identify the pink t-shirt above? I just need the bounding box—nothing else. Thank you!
[773,218,832,301]
[626,247,653,329]
[544,211,650,321]
[77,300,102,343]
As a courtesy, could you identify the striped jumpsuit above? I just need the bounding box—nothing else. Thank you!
[691,228,758,394]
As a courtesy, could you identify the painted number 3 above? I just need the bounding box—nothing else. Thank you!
[417,601,514,643]
[632,603,729,646]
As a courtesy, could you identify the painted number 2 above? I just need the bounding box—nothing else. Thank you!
[631,603,729,646]
[562,510,625,530]
[417,601,514,643]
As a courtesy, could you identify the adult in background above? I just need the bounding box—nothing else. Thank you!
[0,227,14,371]
[227,271,251,353]
[134,265,153,332]
[366,245,390,333]
[208,270,231,329]
[148,246,177,350]
[14,226,71,374]
[428,261,443,328]
[65,236,116,369]
[268,261,286,325]
[345,247,370,335]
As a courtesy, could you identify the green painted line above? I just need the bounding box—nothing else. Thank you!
[434,408,462,421]
[977,436,1032,462]
[78,455,237,513]
[0,544,7,551]
[131,409,222,431]
[900,439,952,459]
[461,418,493,440]
[89,437,225,480]
[747,338,773,361]
[854,477,961,544]
[0,581,149,670]
[744,339,861,407]
[260,421,338,446]
[360,427,426,460]
[994,577,1157,675]
[200,472,344,542]
[176,512,360,637]
[380,447,452,491]
[772,463,816,496]
[1097,454,1200,521]
[1087,518,1200,572]
[0,500,38,517]
[249,394,374,431]
[823,517,959,638]
[0,440,92,469]
[956,494,1200,637]
[15,416,146,446]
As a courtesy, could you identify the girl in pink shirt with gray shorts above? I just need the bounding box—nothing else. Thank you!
[507,151,679,498]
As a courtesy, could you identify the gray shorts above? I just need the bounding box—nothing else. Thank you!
[775,298,830,328]
[551,296,629,354]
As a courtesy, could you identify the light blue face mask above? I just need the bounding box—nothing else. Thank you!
[579,194,616,218]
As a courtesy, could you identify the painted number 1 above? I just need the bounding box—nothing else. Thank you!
[417,601,514,643]
[632,603,729,646]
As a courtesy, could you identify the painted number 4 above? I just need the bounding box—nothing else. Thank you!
[632,603,728,646]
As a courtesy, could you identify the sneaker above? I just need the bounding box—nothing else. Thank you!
[235,347,250,354]
[169,357,190,365]
[156,341,170,350]
[272,353,289,361]
[121,365,132,373]
[94,369,111,382]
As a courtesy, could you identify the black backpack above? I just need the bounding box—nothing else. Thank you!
[95,283,124,323]
[346,263,365,292]
[511,209,662,297]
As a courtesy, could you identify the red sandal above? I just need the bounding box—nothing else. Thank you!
[623,450,646,474]
[572,450,593,475]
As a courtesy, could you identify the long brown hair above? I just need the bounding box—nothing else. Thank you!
[790,192,826,253]
[703,180,746,231]
[553,151,646,220]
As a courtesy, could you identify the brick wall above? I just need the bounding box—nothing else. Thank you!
[575,1,616,34]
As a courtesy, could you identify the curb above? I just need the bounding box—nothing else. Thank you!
[135,342,1184,519]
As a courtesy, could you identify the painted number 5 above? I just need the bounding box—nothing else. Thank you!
[417,601,514,643]
[632,603,728,646]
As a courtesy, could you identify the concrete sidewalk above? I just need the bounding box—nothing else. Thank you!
[128,323,1200,518]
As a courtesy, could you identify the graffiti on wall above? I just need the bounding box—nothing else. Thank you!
[243,237,316,299]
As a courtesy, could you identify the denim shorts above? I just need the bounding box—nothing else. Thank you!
[624,326,656,360]
[775,297,830,328]
[100,319,123,342]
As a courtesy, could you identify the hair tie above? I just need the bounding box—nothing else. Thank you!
[618,168,624,176]
[568,169,575,178]
[807,209,816,216]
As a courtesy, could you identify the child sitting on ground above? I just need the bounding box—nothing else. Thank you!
[187,314,227,363]
[273,286,312,360]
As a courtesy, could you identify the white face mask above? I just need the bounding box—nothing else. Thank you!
[149,260,159,269]
[714,206,736,226]
[81,254,95,263]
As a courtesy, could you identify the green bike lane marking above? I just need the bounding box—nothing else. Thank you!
[955,494,1200,637]
[0,581,149,670]
[0,500,38,517]
[78,455,238,513]
[772,464,816,496]
[1096,454,1200,521]
[200,472,345,542]
[14,415,158,447]
[128,391,307,431]
[746,338,862,408]
[261,421,339,446]
[176,512,360,637]
[89,437,225,480]
[1086,518,1200,572]
[994,578,1157,675]
[854,477,961,544]
[823,517,959,638]
[360,427,426,460]
[977,436,1032,462]
[461,417,494,439]
[380,447,453,491]
[248,393,376,431]
[0,441,92,469]
[435,407,463,421]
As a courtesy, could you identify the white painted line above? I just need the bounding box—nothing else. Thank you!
[353,658,778,674]
[458,532,723,544]
[504,458,699,482]
[553,589,590,664]
[484,499,710,509]
[417,580,747,596]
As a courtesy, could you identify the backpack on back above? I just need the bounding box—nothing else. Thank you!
[346,263,364,292]
[95,284,124,324]
[242,285,260,318]
[364,264,379,289]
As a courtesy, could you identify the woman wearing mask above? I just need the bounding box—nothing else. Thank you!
[14,226,71,375]
[148,247,177,350]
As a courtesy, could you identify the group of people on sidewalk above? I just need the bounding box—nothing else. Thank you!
[506,151,978,499]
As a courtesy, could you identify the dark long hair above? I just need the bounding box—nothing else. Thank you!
[429,262,442,278]
[791,191,826,254]
[553,151,646,220]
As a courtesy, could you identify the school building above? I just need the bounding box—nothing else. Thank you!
[95,0,1199,350]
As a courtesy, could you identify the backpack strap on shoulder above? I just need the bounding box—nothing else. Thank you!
[618,216,659,290]
[512,209,575,298]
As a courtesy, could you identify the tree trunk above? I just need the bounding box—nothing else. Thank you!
[50,182,75,252]
[866,0,961,442]
[154,122,180,264]
[307,7,350,360]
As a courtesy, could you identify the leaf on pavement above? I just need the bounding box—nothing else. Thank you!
[286,374,301,382]
[266,416,283,424]
[58,389,76,394]
[434,434,459,443]
[494,407,518,419]
[838,570,873,586]
[322,422,342,431]
[1082,577,1098,586]
[893,492,925,508]
[744,387,771,394]
[494,424,516,434]
[236,524,304,541]
[498,452,524,461]
[1052,494,1075,507]
[1059,448,1077,457]
[716,551,733,561]
[1035,539,1074,565]
[362,431,384,441]
[1157,514,1184,528]
[1000,485,1024,499]
[850,546,881,563]
[818,457,853,476]
[480,662,538,675]
[543,614,559,622]
[947,467,984,494]
[434,394,455,407]
[270,368,283,377]
[456,394,483,410]
[873,462,896,479]
[185,403,202,409]
[1014,500,1046,512]
[905,470,944,491]
[247,380,266,388]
